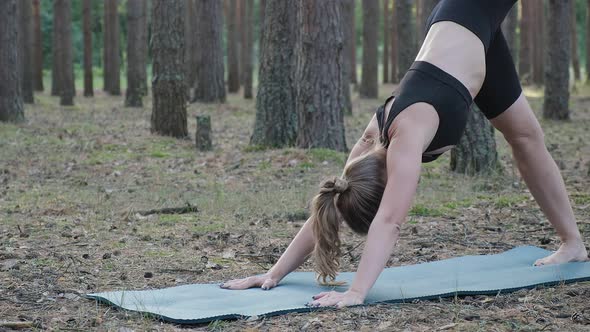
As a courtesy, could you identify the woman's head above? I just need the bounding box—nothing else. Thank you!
[311,148,387,284]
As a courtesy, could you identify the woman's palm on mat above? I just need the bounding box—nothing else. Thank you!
[220,273,278,290]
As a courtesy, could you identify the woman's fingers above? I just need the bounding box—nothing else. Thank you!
[220,277,257,289]
[311,291,330,300]
[260,278,276,290]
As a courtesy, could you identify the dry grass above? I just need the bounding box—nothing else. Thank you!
[1,84,589,331]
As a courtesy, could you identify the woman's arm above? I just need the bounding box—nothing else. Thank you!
[221,217,315,289]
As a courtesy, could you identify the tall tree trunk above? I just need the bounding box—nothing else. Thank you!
[396,0,414,81]
[185,0,198,94]
[193,0,226,103]
[51,11,60,96]
[138,0,148,96]
[450,105,499,175]
[239,0,246,85]
[243,0,254,99]
[343,0,357,85]
[586,0,590,82]
[18,0,34,104]
[295,0,347,151]
[227,0,240,93]
[83,0,93,97]
[390,0,398,83]
[544,0,571,120]
[360,0,379,98]
[571,0,581,81]
[0,0,24,122]
[250,0,298,147]
[531,0,545,85]
[151,0,188,138]
[519,0,532,81]
[32,0,43,92]
[341,0,352,115]
[104,0,120,95]
[126,0,147,107]
[259,0,266,52]
[54,0,74,106]
[501,3,518,60]
[383,0,390,83]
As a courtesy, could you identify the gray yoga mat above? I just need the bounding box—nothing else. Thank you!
[87,246,590,324]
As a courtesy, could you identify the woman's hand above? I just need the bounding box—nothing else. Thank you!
[306,289,365,308]
[219,273,279,290]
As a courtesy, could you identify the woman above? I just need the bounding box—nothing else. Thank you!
[221,0,588,308]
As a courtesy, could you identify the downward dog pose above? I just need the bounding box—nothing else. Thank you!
[221,0,588,307]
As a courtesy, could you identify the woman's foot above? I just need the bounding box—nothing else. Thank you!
[534,240,589,266]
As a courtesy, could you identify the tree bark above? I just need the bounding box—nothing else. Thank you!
[0,0,24,122]
[227,0,240,93]
[126,0,147,107]
[396,0,414,82]
[243,0,254,99]
[54,0,74,106]
[83,0,93,97]
[416,0,438,44]
[250,0,298,147]
[18,0,34,104]
[571,0,581,81]
[32,0,43,92]
[104,0,120,95]
[185,0,198,94]
[341,1,352,115]
[259,0,266,52]
[450,105,499,175]
[390,0,398,83]
[360,0,379,98]
[151,0,188,138]
[519,0,532,81]
[193,0,226,103]
[383,0,390,84]
[544,0,571,120]
[342,0,357,85]
[531,0,545,85]
[51,8,60,96]
[501,3,518,60]
[295,0,347,152]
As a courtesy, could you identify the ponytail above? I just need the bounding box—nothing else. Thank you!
[311,177,349,285]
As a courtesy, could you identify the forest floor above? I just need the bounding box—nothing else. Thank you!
[1,84,590,332]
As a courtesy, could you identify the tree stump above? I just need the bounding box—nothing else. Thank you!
[195,115,212,151]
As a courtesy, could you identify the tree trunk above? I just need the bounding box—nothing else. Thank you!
[350,0,358,84]
[450,105,499,175]
[259,0,266,52]
[360,0,379,98]
[54,0,74,106]
[51,9,60,96]
[227,0,240,93]
[544,0,571,120]
[83,0,93,97]
[193,0,226,103]
[151,0,188,138]
[586,0,590,82]
[501,3,518,60]
[531,0,545,85]
[295,0,347,152]
[104,0,120,95]
[32,0,43,92]
[0,0,24,123]
[138,0,148,96]
[250,0,298,147]
[571,0,581,81]
[243,0,254,99]
[396,0,414,82]
[342,0,357,85]
[519,0,532,81]
[383,0,390,84]
[18,0,34,104]
[341,0,353,115]
[390,0,398,83]
[126,0,147,107]
[185,0,198,94]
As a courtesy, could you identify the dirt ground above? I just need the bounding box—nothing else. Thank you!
[1,85,590,331]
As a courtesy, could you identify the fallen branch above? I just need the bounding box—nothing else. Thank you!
[0,321,34,329]
[136,205,199,216]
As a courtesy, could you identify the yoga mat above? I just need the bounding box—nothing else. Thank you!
[87,246,590,324]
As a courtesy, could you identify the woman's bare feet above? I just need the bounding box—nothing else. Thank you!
[534,240,589,266]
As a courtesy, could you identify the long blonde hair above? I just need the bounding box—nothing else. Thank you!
[311,148,387,284]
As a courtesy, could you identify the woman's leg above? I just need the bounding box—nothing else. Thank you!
[490,94,588,265]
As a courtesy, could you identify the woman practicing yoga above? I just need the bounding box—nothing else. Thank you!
[221,0,589,307]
